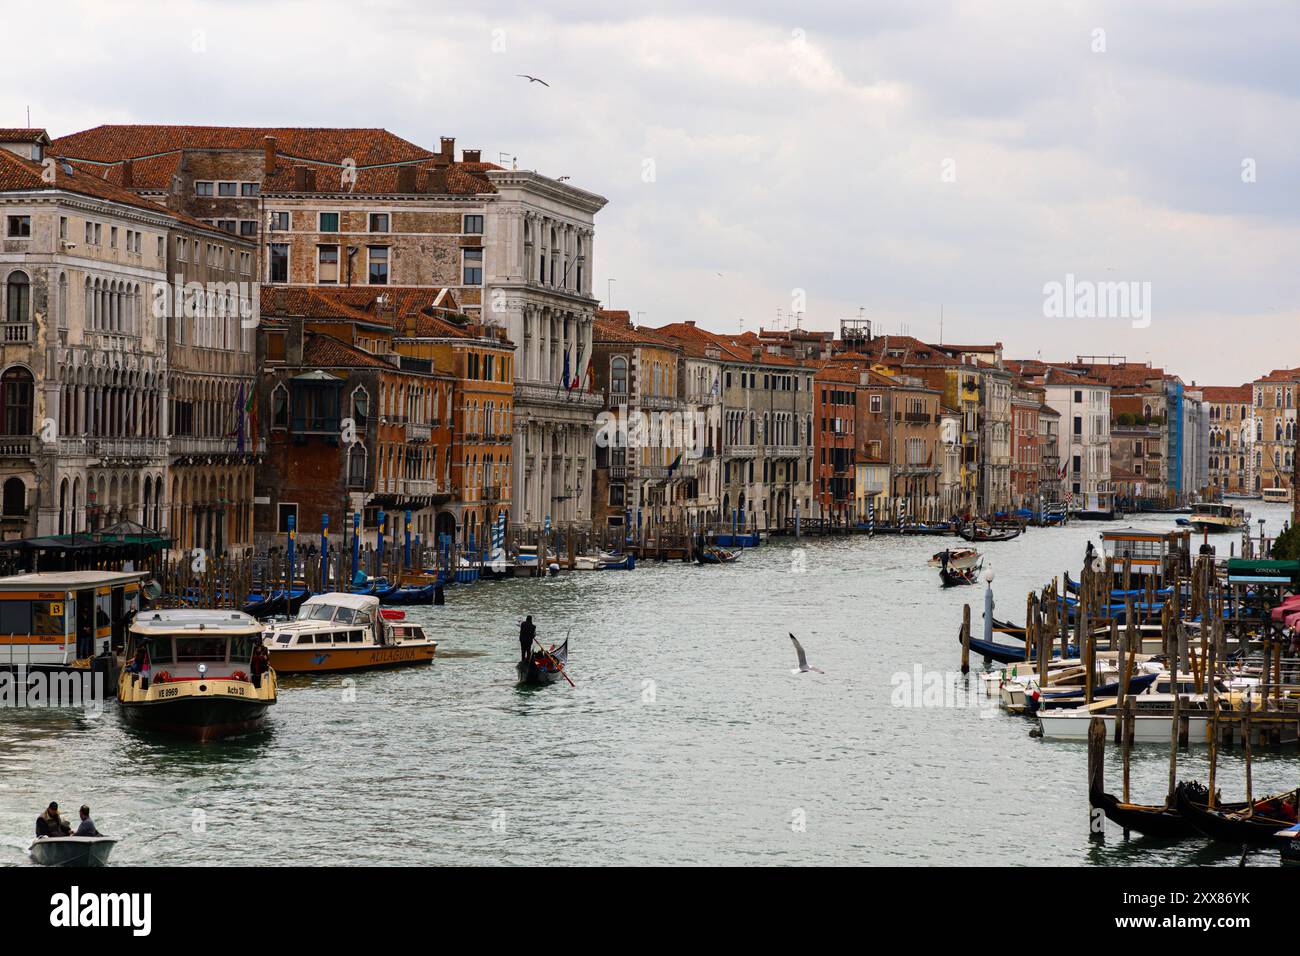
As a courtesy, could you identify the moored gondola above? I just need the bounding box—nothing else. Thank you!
[517,638,569,686]
[1090,781,1249,839]
[1174,781,1300,847]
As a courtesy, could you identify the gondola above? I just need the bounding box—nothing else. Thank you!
[957,525,1022,543]
[1174,781,1300,847]
[382,584,434,605]
[1090,782,1250,839]
[517,638,569,686]
[940,565,979,587]
[956,625,1030,663]
[1031,671,1159,706]
[696,546,739,564]
[597,553,636,570]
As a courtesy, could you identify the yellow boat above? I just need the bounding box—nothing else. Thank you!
[1188,502,1248,534]
[261,593,436,674]
[118,609,276,741]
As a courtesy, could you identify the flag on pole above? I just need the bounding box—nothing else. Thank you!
[561,349,571,390]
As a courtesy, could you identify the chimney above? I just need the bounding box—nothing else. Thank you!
[264,135,278,171]
[396,165,417,192]
[293,165,316,192]
[440,136,455,164]
[462,148,481,164]
[120,159,134,188]
[684,320,695,327]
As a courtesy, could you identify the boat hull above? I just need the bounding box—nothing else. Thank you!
[29,836,117,867]
[269,643,436,674]
[1038,712,1210,742]
[517,640,568,686]
[119,695,271,741]
[1175,783,1299,847]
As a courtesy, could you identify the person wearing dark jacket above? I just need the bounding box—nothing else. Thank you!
[35,802,72,837]
[519,616,536,662]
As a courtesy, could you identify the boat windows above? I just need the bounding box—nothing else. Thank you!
[276,635,292,645]
[334,607,357,625]
[145,639,174,665]
[302,604,336,622]
[349,632,364,643]
[31,601,65,636]
[0,599,30,634]
[175,637,229,661]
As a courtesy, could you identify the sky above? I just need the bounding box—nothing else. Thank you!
[6,0,1297,385]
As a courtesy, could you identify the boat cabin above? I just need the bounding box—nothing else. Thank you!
[1100,527,1190,582]
[126,609,264,682]
[0,570,147,670]
[261,593,425,649]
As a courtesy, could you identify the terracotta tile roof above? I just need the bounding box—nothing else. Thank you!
[260,285,485,340]
[0,128,51,143]
[302,332,399,370]
[593,313,682,350]
[51,125,501,195]
[1201,385,1252,403]
[1254,367,1300,384]
[261,158,494,196]
[53,125,437,166]
[0,146,243,240]
[64,153,183,191]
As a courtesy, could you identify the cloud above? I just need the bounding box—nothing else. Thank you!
[4,0,1296,384]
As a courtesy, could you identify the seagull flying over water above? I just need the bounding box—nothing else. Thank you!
[517,74,550,87]
[789,633,823,674]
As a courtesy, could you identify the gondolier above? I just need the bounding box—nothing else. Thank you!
[519,616,536,662]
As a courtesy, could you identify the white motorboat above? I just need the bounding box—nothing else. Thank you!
[29,836,117,867]
[927,546,981,570]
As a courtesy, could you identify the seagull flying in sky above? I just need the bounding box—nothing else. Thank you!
[789,633,823,674]
[517,74,550,87]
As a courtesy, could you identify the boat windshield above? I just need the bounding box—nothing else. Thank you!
[300,604,337,622]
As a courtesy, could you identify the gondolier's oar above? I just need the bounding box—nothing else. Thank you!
[532,636,576,687]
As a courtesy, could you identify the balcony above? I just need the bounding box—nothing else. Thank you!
[0,435,35,457]
[483,484,503,501]
[640,394,680,412]
[95,438,166,461]
[517,381,604,410]
[2,323,31,344]
[170,436,266,457]
[772,444,805,458]
[406,421,431,442]
[728,445,758,459]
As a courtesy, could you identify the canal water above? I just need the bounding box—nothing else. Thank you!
[2,504,1295,866]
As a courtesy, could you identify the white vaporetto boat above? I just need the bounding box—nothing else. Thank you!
[29,836,117,867]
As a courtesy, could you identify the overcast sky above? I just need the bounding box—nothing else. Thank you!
[7,1,1297,385]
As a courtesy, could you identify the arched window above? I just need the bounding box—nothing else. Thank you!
[348,443,367,486]
[610,356,628,394]
[2,477,24,516]
[351,385,370,425]
[0,367,33,435]
[271,384,289,428]
[5,271,30,324]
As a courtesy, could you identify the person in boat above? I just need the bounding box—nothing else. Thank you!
[519,616,536,662]
[75,805,102,837]
[35,802,72,838]
[250,642,270,689]
[128,641,152,690]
